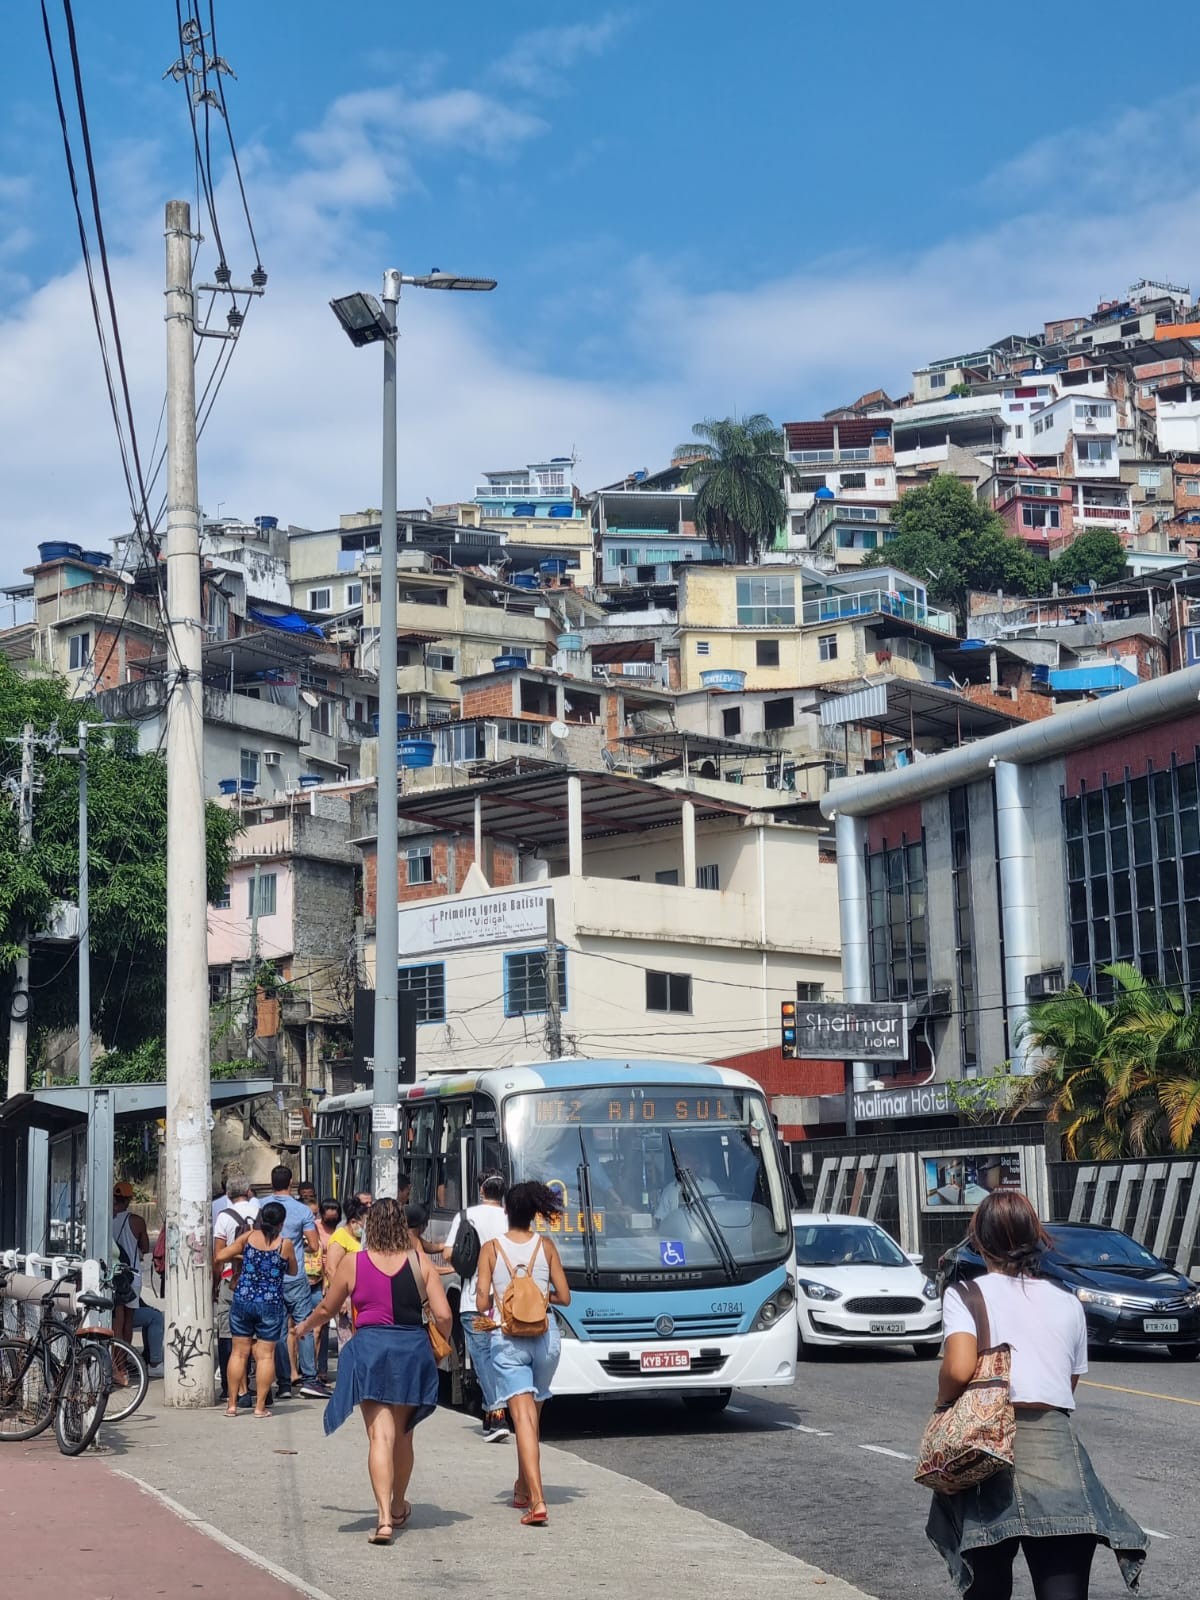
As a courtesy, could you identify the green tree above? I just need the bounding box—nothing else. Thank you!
[0,655,238,1084]
[1051,527,1129,589]
[1010,962,1200,1158]
[866,474,1042,618]
[675,414,797,564]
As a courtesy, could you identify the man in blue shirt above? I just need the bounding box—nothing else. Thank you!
[267,1164,327,1399]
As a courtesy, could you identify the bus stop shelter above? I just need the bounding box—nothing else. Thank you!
[0,1078,272,1259]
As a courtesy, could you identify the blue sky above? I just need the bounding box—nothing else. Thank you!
[1,2,1198,587]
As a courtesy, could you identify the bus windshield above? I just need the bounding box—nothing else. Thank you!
[504,1086,792,1275]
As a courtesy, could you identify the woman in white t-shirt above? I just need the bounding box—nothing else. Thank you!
[926,1190,1146,1600]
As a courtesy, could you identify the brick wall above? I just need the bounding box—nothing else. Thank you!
[363,834,522,919]
[462,682,517,718]
[714,1044,842,1141]
[866,802,923,852]
[961,684,1052,721]
[1064,712,1200,790]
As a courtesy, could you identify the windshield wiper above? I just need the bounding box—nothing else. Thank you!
[667,1133,739,1283]
[576,1129,600,1288]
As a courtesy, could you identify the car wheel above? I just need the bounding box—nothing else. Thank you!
[796,1329,826,1361]
[1166,1343,1200,1362]
[912,1342,940,1359]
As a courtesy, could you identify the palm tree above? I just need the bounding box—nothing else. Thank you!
[1011,962,1200,1158]
[674,415,795,564]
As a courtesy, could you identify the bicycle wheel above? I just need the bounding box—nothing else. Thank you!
[0,1338,53,1441]
[54,1343,110,1455]
[82,1336,147,1423]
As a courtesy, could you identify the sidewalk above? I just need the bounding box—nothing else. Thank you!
[4,1397,878,1600]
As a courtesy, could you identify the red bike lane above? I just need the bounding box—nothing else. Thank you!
[0,1439,309,1599]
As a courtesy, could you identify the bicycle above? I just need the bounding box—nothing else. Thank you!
[67,1264,150,1425]
[0,1272,111,1455]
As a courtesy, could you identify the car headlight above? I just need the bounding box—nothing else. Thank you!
[922,1278,939,1302]
[1075,1288,1123,1310]
[798,1278,842,1303]
[753,1277,798,1331]
[1185,1289,1200,1310]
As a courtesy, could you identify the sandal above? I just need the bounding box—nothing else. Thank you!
[512,1482,531,1509]
[224,1406,239,1418]
[252,1408,273,1418]
[520,1503,548,1527]
[368,1523,394,1545]
[390,1502,412,1529]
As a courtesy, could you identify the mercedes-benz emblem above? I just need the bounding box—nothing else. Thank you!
[655,1314,675,1338]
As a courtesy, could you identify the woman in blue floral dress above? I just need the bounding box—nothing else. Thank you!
[214,1200,295,1417]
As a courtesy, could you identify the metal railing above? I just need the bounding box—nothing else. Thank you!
[801,589,956,635]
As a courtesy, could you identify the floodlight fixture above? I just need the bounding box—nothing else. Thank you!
[329,291,392,346]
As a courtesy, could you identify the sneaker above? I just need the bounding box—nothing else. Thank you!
[275,1386,293,1400]
[299,1379,332,1399]
[146,1363,164,1379]
[482,1413,510,1442]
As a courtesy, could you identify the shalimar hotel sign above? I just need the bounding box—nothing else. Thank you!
[398,885,552,955]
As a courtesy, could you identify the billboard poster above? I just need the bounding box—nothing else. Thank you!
[919,1148,1024,1211]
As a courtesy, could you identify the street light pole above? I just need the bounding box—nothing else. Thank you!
[372,270,401,1200]
[329,266,495,1199]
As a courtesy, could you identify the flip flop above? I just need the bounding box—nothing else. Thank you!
[390,1502,412,1529]
[520,1504,548,1527]
[368,1523,394,1545]
[252,1408,273,1418]
[224,1407,239,1418]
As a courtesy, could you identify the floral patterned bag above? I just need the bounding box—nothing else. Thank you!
[915,1277,1015,1495]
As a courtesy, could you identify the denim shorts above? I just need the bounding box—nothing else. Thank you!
[229,1299,286,1343]
[491,1322,561,1404]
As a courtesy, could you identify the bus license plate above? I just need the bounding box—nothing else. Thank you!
[1143,1318,1179,1334]
[640,1350,691,1372]
[869,1320,906,1335]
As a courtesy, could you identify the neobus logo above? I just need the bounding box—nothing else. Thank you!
[615,1271,705,1285]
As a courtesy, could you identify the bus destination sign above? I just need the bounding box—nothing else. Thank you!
[533,1093,745,1125]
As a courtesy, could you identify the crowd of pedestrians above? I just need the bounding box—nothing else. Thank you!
[203,1165,570,1541]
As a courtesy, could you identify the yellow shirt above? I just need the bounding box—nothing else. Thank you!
[329,1225,361,1256]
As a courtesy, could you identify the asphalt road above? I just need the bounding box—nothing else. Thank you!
[547,1344,1200,1598]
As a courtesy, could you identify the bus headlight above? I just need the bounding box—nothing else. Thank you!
[553,1308,578,1339]
[753,1280,797,1331]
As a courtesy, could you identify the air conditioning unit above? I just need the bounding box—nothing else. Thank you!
[926,987,952,1019]
[1026,967,1065,1000]
[262,751,282,767]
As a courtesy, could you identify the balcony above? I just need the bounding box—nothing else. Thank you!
[1077,503,1132,524]
[786,447,871,466]
[801,588,956,636]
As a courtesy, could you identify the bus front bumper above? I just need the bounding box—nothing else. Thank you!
[548,1310,796,1397]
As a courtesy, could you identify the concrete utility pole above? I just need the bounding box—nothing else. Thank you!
[162,198,215,1407]
[5,722,37,1097]
[77,724,91,1087]
[544,898,563,1058]
[371,270,401,1201]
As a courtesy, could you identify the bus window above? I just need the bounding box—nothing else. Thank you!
[407,1101,437,1206]
[435,1099,471,1213]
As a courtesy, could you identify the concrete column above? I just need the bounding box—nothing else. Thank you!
[681,799,697,888]
[835,811,872,1094]
[994,760,1039,1072]
[567,775,583,877]
[473,792,483,864]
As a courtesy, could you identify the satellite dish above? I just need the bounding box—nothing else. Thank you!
[549,720,569,740]
[300,690,321,708]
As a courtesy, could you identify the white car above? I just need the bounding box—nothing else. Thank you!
[792,1211,942,1358]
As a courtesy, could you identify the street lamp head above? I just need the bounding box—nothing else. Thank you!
[410,270,497,292]
[329,291,392,346]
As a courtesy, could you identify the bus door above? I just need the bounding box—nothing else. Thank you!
[306,1137,346,1201]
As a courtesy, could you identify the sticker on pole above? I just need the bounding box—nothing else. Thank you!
[660,1240,686,1267]
[371,1105,399,1132]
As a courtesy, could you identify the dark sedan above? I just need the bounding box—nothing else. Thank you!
[938,1222,1200,1360]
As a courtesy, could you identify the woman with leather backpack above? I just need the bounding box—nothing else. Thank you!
[925,1191,1146,1598]
[475,1181,571,1528]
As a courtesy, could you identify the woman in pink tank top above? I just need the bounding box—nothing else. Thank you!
[298,1197,452,1545]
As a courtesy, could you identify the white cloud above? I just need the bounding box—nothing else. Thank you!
[3,75,1200,589]
[492,15,628,90]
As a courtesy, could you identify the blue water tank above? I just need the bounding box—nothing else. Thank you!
[557,633,583,652]
[218,778,239,795]
[513,572,539,590]
[399,738,435,769]
[80,549,112,568]
[539,559,568,575]
[493,654,527,672]
[371,712,412,734]
[255,515,279,530]
[38,542,73,563]
[298,773,321,787]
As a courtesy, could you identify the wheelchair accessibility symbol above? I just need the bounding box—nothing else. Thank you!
[660,1240,686,1267]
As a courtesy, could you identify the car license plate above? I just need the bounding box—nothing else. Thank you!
[1143,1318,1179,1334]
[869,1320,906,1335]
[639,1350,691,1372]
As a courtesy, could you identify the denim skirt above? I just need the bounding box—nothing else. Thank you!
[926,1409,1147,1593]
[322,1324,438,1435]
